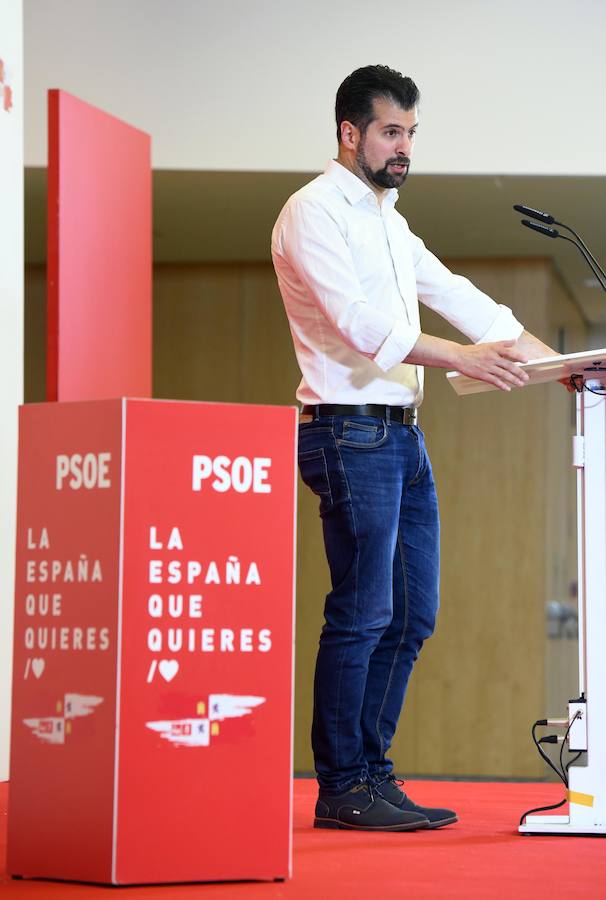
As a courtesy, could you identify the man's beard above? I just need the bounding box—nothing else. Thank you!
[356,145,410,189]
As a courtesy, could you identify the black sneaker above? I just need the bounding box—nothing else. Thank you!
[374,775,458,829]
[314,782,430,831]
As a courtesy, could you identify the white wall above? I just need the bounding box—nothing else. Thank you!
[0,0,23,782]
[24,0,606,175]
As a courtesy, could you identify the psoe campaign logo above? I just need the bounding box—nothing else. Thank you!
[146,693,265,747]
[23,693,103,745]
[0,59,13,113]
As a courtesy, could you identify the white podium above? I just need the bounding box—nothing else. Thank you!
[449,349,606,836]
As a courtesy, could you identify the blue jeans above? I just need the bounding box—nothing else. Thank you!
[298,412,440,794]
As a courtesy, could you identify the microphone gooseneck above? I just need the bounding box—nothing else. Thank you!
[515,205,606,293]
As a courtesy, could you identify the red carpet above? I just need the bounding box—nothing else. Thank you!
[2,779,606,898]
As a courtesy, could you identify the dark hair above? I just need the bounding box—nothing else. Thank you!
[335,65,420,142]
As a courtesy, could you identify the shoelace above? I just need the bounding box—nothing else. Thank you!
[386,774,406,789]
[375,774,406,791]
[354,779,376,802]
[357,776,405,802]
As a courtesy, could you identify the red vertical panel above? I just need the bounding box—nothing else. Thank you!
[46,90,151,401]
[8,400,123,882]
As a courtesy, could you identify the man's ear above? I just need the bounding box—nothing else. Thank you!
[339,120,360,150]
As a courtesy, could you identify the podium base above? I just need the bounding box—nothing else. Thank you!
[519,815,606,835]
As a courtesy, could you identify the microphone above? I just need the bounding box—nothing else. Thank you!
[514,204,555,225]
[521,219,558,239]
[515,205,606,292]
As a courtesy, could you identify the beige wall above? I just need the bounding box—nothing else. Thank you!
[25,257,585,777]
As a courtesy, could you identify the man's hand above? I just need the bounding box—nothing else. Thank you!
[406,333,529,391]
[405,330,566,393]
[454,340,529,392]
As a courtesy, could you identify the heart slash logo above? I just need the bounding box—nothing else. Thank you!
[158,659,179,682]
[32,659,45,679]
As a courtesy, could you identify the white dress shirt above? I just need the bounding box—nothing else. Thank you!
[271,159,524,407]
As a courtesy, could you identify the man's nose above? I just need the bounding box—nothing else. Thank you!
[397,135,412,157]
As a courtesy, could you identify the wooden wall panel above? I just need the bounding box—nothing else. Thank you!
[153,263,329,775]
[396,259,586,777]
[26,256,585,777]
[24,264,46,403]
[153,264,242,402]
[238,264,300,405]
[151,258,587,777]
[236,265,327,767]
[404,261,549,776]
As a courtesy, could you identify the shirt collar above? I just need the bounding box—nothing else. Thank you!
[324,159,399,209]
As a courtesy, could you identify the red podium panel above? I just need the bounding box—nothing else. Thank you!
[47,91,152,402]
[8,399,297,884]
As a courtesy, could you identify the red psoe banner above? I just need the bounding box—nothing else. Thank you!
[8,399,297,884]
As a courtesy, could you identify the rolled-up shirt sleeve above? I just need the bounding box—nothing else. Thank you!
[410,231,525,344]
[278,199,421,371]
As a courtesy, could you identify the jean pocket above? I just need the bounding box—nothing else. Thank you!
[337,419,388,449]
[298,448,332,504]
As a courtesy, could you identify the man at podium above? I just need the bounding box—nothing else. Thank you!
[272,64,555,832]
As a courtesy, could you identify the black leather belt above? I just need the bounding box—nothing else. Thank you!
[301,404,417,425]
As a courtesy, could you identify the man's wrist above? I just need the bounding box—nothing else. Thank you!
[446,341,465,371]
[405,333,465,370]
[435,338,465,371]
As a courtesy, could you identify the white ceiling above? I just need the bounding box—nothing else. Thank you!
[23,1,606,176]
